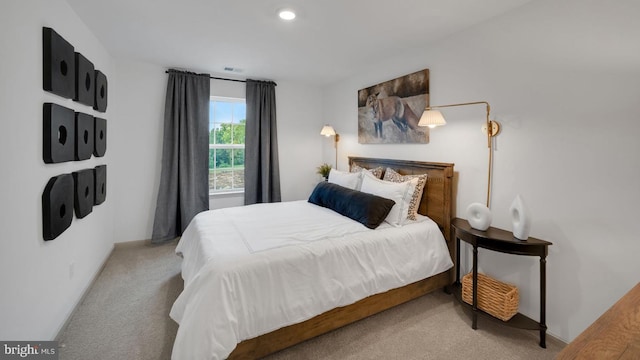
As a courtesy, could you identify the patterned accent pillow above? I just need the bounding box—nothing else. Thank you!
[350,164,384,179]
[383,168,428,221]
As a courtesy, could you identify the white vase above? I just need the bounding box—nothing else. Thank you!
[466,203,492,231]
[510,195,531,240]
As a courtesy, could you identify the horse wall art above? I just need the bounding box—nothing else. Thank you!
[357,69,430,144]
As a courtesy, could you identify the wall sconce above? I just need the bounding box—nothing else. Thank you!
[418,101,500,208]
[320,125,340,168]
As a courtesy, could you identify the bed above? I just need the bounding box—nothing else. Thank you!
[170,157,455,359]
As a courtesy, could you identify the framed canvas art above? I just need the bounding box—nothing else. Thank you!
[358,69,429,144]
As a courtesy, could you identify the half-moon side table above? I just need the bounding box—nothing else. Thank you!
[451,217,553,348]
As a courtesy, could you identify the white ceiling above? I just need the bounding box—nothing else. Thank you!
[66,0,535,85]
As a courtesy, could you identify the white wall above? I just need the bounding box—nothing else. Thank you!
[0,0,115,340]
[274,80,325,201]
[322,0,640,343]
[110,60,165,242]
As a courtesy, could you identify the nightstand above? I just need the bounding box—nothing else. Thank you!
[451,217,553,348]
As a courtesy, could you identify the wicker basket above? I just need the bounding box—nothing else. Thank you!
[461,273,519,321]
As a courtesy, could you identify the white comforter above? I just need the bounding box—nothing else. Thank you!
[170,200,453,359]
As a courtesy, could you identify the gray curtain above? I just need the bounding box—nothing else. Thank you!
[151,70,210,243]
[244,79,281,204]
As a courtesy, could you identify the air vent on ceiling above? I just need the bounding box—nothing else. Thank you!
[224,67,243,73]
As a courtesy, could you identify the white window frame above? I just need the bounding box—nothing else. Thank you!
[209,96,246,195]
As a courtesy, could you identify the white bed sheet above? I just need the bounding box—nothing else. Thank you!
[170,200,453,359]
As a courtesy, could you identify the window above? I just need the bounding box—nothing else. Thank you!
[209,97,246,194]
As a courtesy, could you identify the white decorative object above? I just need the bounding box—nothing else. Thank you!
[510,195,531,240]
[466,203,492,231]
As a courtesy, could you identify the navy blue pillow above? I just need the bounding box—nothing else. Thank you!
[308,181,395,229]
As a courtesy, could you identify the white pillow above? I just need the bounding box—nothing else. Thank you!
[360,171,417,226]
[328,169,361,190]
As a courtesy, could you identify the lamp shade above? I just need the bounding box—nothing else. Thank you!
[320,125,336,137]
[418,110,447,128]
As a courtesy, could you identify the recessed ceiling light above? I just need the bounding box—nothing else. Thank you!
[278,9,296,21]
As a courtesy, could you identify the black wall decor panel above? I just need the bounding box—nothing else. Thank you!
[94,117,107,157]
[43,27,75,99]
[75,112,94,160]
[94,165,107,205]
[43,103,75,163]
[42,174,74,241]
[94,70,108,112]
[74,52,95,106]
[73,169,94,218]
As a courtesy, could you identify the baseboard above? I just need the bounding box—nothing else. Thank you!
[546,332,568,348]
[113,238,152,248]
[54,244,114,342]
[113,238,179,248]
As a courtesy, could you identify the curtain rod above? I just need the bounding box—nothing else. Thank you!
[164,70,276,86]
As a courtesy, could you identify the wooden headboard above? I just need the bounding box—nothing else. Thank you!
[349,157,454,242]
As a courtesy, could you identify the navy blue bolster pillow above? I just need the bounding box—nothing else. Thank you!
[308,181,395,229]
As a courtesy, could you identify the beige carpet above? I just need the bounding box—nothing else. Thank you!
[57,241,564,359]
